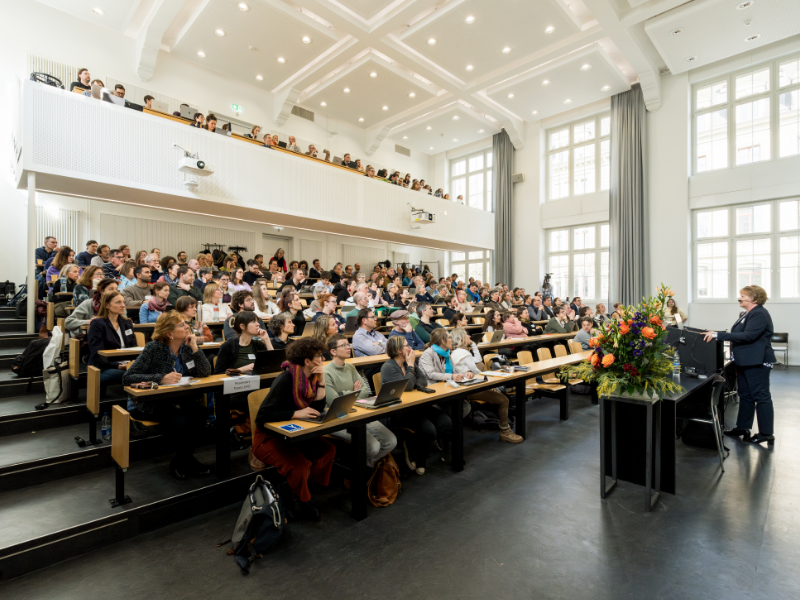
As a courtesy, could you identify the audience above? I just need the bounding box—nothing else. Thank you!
[72,266,103,306]
[167,266,202,305]
[544,306,579,334]
[574,317,595,350]
[201,283,232,323]
[139,282,171,323]
[352,308,387,358]
[70,68,92,92]
[214,311,274,408]
[388,310,425,350]
[87,291,137,386]
[122,265,153,307]
[413,302,442,344]
[176,296,212,343]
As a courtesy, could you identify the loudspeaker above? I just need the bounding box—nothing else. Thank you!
[511,173,524,183]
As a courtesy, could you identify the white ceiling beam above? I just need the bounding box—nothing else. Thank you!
[274,87,302,126]
[364,125,391,156]
[134,0,188,81]
[619,0,692,27]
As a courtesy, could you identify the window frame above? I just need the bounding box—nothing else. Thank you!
[449,250,492,286]
[545,113,611,201]
[449,148,493,212]
[545,222,610,303]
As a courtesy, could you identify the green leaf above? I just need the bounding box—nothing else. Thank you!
[627,385,634,395]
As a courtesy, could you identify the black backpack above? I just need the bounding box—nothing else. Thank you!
[11,337,50,378]
[219,475,286,574]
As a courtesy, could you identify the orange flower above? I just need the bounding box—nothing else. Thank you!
[619,323,630,335]
[601,354,615,367]
[590,353,600,366]
[627,319,633,324]
[589,337,600,348]
[642,326,656,339]
[662,324,667,331]
[665,289,675,297]
[649,315,662,326]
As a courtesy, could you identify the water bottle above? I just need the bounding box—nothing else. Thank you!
[673,351,681,375]
[60,274,67,291]
[101,413,111,442]
[213,304,219,322]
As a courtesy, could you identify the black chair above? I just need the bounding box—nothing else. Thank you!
[681,378,728,473]
[771,333,788,370]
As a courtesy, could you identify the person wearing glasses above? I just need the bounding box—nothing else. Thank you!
[324,333,397,467]
[352,308,388,379]
[312,293,345,331]
[388,310,425,350]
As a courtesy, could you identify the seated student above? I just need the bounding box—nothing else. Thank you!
[190,112,205,128]
[324,333,397,466]
[113,84,126,99]
[544,305,579,334]
[268,312,295,350]
[89,244,111,267]
[308,259,323,280]
[340,153,356,168]
[312,271,333,299]
[351,307,387,358]
[388,309,425,350]
[306,317,334,361]
[442,295,462,321]
[214,310,273,397]
[449,312,468,329]
[253,337,334,520]
[336,279,355,306]
[66,277,119,336]
[73,266,104,306]
[344,291,372,318]
[214,272,232,303]
[122,265,153,307]
[355,159,364,172]
[36,236,58,279]
[118,261,138,290]
[157,261,180,285]
[382,282,399,305]
[146,253,163,282]
[243,260,264,286]
[250,278,278,319]
[222,290,266,340]
[503,311,529,339]
[263,132,274,146]
[175,296,212,343]
[143,95,154,110]
[413,302,442,344]
[286,136,301,152]
[245,125,261,140]
[205,114,218,132]
[101,248,125,280]
[122,312,212,480]
[80,79,104,97]
[201,282,232,325]
[393,287,411,309]
[277,291,306,336]
[48,264,80,298]
[139,282,171,324]
[194,267,214,293]
[87,291,137,386]
[167,266,202,305]
[412,277,434,303]
[45,247,76,288]
[279,269,306,294]
[329,263,343,285]
[70,68,92,92]
[228,267,251,293]
[312,293,345,330]
[574,317,595,350]
[483,288,504,312]
[577,306,594,321]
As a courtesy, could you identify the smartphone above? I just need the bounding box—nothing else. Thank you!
[417,387,436,394]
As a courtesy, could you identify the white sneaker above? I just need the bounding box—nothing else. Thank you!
[402,441,416,470]
[415,467,426,475]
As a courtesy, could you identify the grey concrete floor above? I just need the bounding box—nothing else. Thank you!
[2,368,799,600]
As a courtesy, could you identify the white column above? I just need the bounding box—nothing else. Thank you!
[27,172,36,334]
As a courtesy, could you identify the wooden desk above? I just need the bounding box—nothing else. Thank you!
[55,292,73,298]
[268,145,364,176]
[231,133,266,147]
[477,332,576,351]
[143,107,192,125]
[98,342,222,357]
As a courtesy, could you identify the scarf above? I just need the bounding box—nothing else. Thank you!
[148,295,168,312]
[92,291,103,314]
[432,344,453,374]
[281,362,318,409]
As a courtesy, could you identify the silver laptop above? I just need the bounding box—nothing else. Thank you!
[180,105,196,119]
[215,127,231,137]
[101,90,124,106]
[91,84,103,99]
[486,330,505,343]
[150,99,169,113]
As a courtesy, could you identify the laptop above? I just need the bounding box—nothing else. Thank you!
[355,380,405,409]
[296,391,358,424]
[278,141,287,148]
[299,285,314,294]
[150,99,169,113]
[470,332,485,344]
[675,313,685,330]
[343,315,358,336]
[215,127,231,137]
[485,330,505,344]
[253,349,287,375]
[101,89,124,106]
[333,156,342,165]
[299,324,314,338]
[91,84,103,99]
[180,105,196,119]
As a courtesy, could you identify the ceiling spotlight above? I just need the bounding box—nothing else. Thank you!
[403,136,408,140]
[580,64,592,71]
[507,93,514,98]
[478,129,484,133]
[452,115,460,120]
[545,26,554,34]
[256,75,263,80]
[277,57,285,63]
[215,29,225,36]
[453,138,458,142]
[466,65,474,71]
[744,34,761,42]
[671,28,683,35]
[465,16,475,24]
[563,99,572,104]
[382,106,389,111]
[428,38,436,46]
[429,147,434,150]
[502,47,511,54]
[358,117,364,122]
[302,36,311,44]
[238,3,250,11]
[532,110,538,115]
[408,92,416,98]
[197,51,206,58]
[542,80,550,86]
[426,126,432,130]
[602,85,611,91]
[369,72,378,78]
[686,56,697,62]
[320,101,327,107]
[93,8,104,16]
[344,87,350,93]
[737,1,754,9]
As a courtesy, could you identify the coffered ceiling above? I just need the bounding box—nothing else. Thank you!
[34,0,800,156]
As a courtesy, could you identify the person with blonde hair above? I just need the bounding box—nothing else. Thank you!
[201,282,232,323]
[252,278,280,319]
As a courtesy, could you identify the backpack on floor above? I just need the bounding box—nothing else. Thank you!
[11,337,50,378]
[367,454,401,507]
[220,475,286,575]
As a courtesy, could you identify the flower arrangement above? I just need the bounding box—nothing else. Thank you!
[560,284,683,399]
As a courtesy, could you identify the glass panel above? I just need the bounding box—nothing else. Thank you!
[600,116,610,137]
[735,68,770,99]
[780,236,800,298]
[600,139,610,191]
[736,98,771,164]
[468,262,484,283]
[779,58,800,88]
[780,200,800,231]
[485,260,491,285]
[468,173,483,208]
[549,254,569,299]
[468,154,484,172]
[468,251,484,260]
[573,120,596,144]
[696,80,728,109]
[485,170,493,212]
[696,109,728,172]
[736,204,771,235]
[486,151,493,168]
[600,224,610,247]
[452,178,466,204]
[452,159,466,177]
[601,251,609,301]
[736,238,771,295]
[451,263,467,283]
[573,226,596,250]
[697,242,728,298]
[697,209,729,238]
[573,144,596,195]
[572,253,596,299]
[549,150,569,199]
[779,90,800,158]
[549,127,569,150]
[451,252,465,261]
[549,229,569,252]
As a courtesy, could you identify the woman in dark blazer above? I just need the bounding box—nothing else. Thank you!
[704,285,776,445]
[87,291,138,386]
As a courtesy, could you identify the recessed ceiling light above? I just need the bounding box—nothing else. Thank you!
[302,36,311,44]
[580,64,592,71]
[426,126,432,130]
[429,147,434,150]
[343,87,350,93]
[466,65,474,71]
[382,106,389,111]
[452,116,460,121]
[403,136,408,140]
[478,129,484,133]
[370,72,378,78]
[215,29,225,37]
[358,117,364,122]
[277,57,285,63]
[197,51,206,58]
[238,3,250,11]
[602,85,610,91]
[686,56,697,63]
[465,16,475,24]
[531,110,538,115]
[408,92,416,98]
[545,26,554,34]
[671,28,683,36]
[453,138,458,142]
[255,75,263,80]
[542,80,550,86]
[745,34,761,42]
[737,1,754,9]
[428,38,436,46]
[507,93,514,98]
[502,47,511,54]
[563,99,572,104]
[320,101,327,107]
[92,8,104,16]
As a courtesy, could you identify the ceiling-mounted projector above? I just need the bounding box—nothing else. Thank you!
[178,157,215,176]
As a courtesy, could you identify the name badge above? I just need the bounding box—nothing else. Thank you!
[186,360,195,369]
[144,295,151,300]
[125,329,132,336]
[248,354,256,360]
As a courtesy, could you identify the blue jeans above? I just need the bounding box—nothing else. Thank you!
[332,421,397,468]
[736,365,774,435]
[100,368,125,386]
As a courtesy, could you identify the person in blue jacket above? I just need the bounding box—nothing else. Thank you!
[139,282,170,324]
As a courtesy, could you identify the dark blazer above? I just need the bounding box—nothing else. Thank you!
[87,317,138,369]
[167,284,202,306]
[542,305,555,318]
[716,304,776,367]
[544,318,578,334]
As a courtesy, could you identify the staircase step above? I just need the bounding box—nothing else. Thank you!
[0,307,19,318]
[0,319,26,333]
[0,334,37,349]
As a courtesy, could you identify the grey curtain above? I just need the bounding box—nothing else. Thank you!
[493,129,514,286]
[609,83,648,306]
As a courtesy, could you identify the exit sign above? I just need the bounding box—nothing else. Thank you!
[231,103,243,113]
